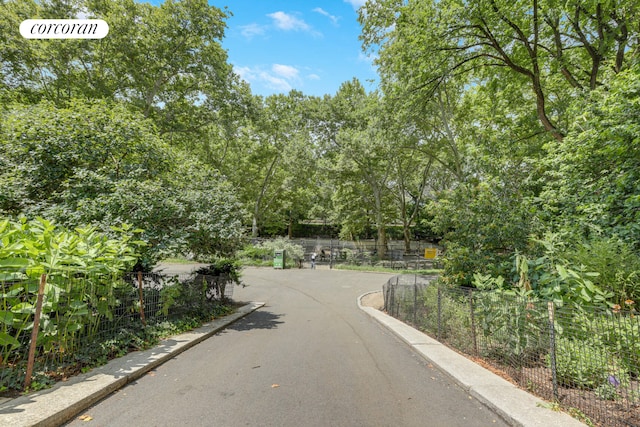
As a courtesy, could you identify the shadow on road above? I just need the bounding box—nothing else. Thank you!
[228,310,284,331]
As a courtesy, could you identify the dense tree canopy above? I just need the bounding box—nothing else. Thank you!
[1,0,639,302]
[0,99,244,265]
[359,0,640,141]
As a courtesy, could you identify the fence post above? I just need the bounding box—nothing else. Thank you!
[413,275,418,326]
[329,238,333,269]
[24,274,47,390]
[390,277,398,317]
[437,287,442,340]
[137,271,146,327]
[469,289,478,357]
[547,301,559,401]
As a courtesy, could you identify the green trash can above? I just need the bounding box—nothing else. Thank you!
[274,249,286,269]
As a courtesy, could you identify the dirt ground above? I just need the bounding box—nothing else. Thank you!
[360,291,384,310]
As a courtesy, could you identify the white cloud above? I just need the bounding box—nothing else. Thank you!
[312,7,339,26]
[272,64,300,80]
[344,0,367,9]
[234,64,303,93]
[308,73,321,80]
[240,23,266,39]
[261,73,292,92]
[268,11,310,31]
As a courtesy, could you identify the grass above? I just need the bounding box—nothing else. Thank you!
[331,264,443,275]
[160,257,199,264]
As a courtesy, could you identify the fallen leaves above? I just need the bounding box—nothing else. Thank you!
[78,414,93,421]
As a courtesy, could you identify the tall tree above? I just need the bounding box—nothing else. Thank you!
[359,0,640,141]
[325,80,397,257]
[0,99,244,264]
[0,0,235,139]
[539,65,640,247]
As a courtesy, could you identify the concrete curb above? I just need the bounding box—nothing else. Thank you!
[0,302,265,427]
[357,291,584,427]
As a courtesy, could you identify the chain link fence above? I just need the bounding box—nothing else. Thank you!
[0,271,234,395]
[383,274,640,427]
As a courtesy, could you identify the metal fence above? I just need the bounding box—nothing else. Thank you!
[383,275,640,427]
[0,272,234,395]
[251,237,441,269]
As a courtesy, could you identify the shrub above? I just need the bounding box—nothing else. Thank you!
[419,285,476,354]
[563,238,640,306]
[238,244,272,261]
[551,337,628,391]
[185,258,242,303]
[254,237,304,268]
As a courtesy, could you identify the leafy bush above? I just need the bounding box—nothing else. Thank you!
[0,100,245,266]
[562,238,640,306]
[254,237,304,268]
[429,180,534,287]
[419,284,476,354]
[180,258,243,305]
[471,276,547,365]
[237,244,272,262]
[551,337,628,391]
[567,310,640,378]
[0,217,144,363]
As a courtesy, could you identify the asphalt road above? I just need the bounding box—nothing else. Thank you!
[65,267,508,427]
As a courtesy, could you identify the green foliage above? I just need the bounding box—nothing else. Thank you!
[561,238,640,307]
[0,217,143,364]
[471,282,547,365]
[552,337,627,391]
[237,244,272,261]
[525,235,614,309]
[176,259,244,307]
[0,217,142,278]
[568,310,640,379]
[255,237,305,267]
[419,285,475,353]
[158,280,182,317]
[0,99,244,265]
[539,66,640,247]
[194,259,243,287]
[360,0,638,140]
[431,180,534,286]
[469,234,615,310]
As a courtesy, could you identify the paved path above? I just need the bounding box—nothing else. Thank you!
[63,267,507,427]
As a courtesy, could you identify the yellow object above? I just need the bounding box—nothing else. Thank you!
[424,248,437,259]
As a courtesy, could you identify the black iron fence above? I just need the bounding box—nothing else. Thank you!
[0,272,234,395]
[383,275,640,427]
[249,237,441,269]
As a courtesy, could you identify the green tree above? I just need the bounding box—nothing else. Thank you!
[0,0,236,146]
[359,0,640,141]
[207,90,318,237]
[0,100,244,264]
[539,66,640,246]
[324,80,397,257]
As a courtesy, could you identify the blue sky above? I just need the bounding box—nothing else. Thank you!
[218,0,378,98]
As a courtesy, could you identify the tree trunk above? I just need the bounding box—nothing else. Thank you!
[377,224,387,259]
[403,225,411,253]
[251,216,258,238]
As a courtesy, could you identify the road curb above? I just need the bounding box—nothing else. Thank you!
[0,302,265,427]
[357,292,584,427]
